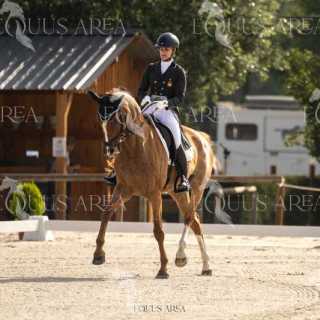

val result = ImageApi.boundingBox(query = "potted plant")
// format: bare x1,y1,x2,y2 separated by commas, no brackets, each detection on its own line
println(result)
7,182,46,240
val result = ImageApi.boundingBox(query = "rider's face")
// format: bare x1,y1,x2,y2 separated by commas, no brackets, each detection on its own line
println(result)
159,47,174,61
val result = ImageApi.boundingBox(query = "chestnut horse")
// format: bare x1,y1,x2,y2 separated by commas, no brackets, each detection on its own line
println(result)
88,89,217,278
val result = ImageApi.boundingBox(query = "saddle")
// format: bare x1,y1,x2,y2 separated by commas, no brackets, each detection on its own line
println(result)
145,114,193,164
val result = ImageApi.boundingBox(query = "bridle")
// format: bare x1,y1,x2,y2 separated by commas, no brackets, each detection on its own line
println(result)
98,105,132,159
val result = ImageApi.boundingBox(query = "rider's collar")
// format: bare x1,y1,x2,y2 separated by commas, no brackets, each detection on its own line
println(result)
161,58,173,73
161,58,173,65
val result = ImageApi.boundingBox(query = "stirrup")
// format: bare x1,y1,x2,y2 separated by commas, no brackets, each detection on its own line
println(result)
174,175,191,193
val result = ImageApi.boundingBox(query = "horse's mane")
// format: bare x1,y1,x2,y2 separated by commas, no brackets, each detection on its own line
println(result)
107,87,145,138
109,86,129,94
108,87,141,112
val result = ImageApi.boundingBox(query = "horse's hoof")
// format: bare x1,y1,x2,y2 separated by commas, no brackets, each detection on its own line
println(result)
201,269,212,276
175,257,188,267
155,271,169,279
92,255,105,265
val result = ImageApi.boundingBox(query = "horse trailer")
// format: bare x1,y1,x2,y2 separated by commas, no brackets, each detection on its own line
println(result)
216,96,319,176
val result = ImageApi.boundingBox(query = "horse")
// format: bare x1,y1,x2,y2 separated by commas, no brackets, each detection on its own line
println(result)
88,88,218,279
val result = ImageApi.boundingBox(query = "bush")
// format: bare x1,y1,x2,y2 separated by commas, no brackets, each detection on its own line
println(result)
8,182,45,220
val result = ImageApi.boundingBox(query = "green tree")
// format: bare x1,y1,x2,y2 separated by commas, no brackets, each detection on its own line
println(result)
281,1,320,160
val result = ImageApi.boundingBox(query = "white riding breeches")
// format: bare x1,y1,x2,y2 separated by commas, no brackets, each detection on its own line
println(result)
142,102,181,149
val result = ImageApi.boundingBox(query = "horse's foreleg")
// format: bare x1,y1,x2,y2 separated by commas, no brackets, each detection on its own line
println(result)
93,185,130,265
149,193,169,279
93,210,111,265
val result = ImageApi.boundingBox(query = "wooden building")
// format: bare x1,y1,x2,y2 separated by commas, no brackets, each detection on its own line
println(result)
0,30,158,221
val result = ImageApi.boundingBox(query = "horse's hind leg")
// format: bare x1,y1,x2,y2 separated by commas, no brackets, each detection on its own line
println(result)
175,223,189,267
170,191,198,268
171,190,212,276
149,193,169,279
190,214,212,276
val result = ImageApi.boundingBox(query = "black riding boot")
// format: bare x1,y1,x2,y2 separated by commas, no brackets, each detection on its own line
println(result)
174,145,191,193
104,171,117,186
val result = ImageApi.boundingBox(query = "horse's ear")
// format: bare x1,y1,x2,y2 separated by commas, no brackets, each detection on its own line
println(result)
87,90,102,104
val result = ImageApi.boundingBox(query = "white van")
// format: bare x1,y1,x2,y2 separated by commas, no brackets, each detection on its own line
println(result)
216,96,318,176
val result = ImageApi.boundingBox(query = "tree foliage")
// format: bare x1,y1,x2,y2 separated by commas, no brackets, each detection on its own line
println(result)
281,1,320,160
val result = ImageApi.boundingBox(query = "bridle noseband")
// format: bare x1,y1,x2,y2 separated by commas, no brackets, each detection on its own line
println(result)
98,107,132,159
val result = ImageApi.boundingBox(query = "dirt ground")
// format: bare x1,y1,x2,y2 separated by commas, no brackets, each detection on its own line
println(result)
1,231,320,320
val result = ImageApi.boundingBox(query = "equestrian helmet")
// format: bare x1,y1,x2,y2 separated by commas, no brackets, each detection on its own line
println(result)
155,32,180,48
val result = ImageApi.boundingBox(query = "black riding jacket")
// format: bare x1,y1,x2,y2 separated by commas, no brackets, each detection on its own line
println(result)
137,60,187,111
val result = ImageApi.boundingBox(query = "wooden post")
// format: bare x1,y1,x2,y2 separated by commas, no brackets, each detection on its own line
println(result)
54,92,73,220
275,179,286,225
309,164,316,179
251,191,257,224
138,197,147,222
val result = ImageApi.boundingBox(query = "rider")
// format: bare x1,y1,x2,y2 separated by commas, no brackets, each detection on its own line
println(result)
138,32,191,193
104,32,191,193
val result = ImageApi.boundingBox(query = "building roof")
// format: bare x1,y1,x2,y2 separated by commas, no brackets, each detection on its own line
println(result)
0,31,156,91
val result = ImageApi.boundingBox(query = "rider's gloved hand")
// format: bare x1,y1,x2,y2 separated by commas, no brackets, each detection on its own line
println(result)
154,96,169,110
163,100,169,110
153,101,168,113
141,95,151,108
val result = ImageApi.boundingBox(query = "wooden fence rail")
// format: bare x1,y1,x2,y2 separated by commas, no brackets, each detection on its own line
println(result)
0,174,285,224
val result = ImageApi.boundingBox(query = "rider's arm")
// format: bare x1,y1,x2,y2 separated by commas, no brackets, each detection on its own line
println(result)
167,67,187,109
137,64,151,104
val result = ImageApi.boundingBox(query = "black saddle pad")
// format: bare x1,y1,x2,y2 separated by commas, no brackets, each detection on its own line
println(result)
146,115,192,162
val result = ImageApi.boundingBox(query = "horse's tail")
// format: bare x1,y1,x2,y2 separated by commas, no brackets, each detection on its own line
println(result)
212,154,222,175
197,131,222,175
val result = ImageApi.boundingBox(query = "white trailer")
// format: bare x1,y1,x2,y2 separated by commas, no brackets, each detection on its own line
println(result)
216,96,318,176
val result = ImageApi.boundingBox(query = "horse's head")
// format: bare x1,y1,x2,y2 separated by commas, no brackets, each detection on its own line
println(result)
88,89,144,158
